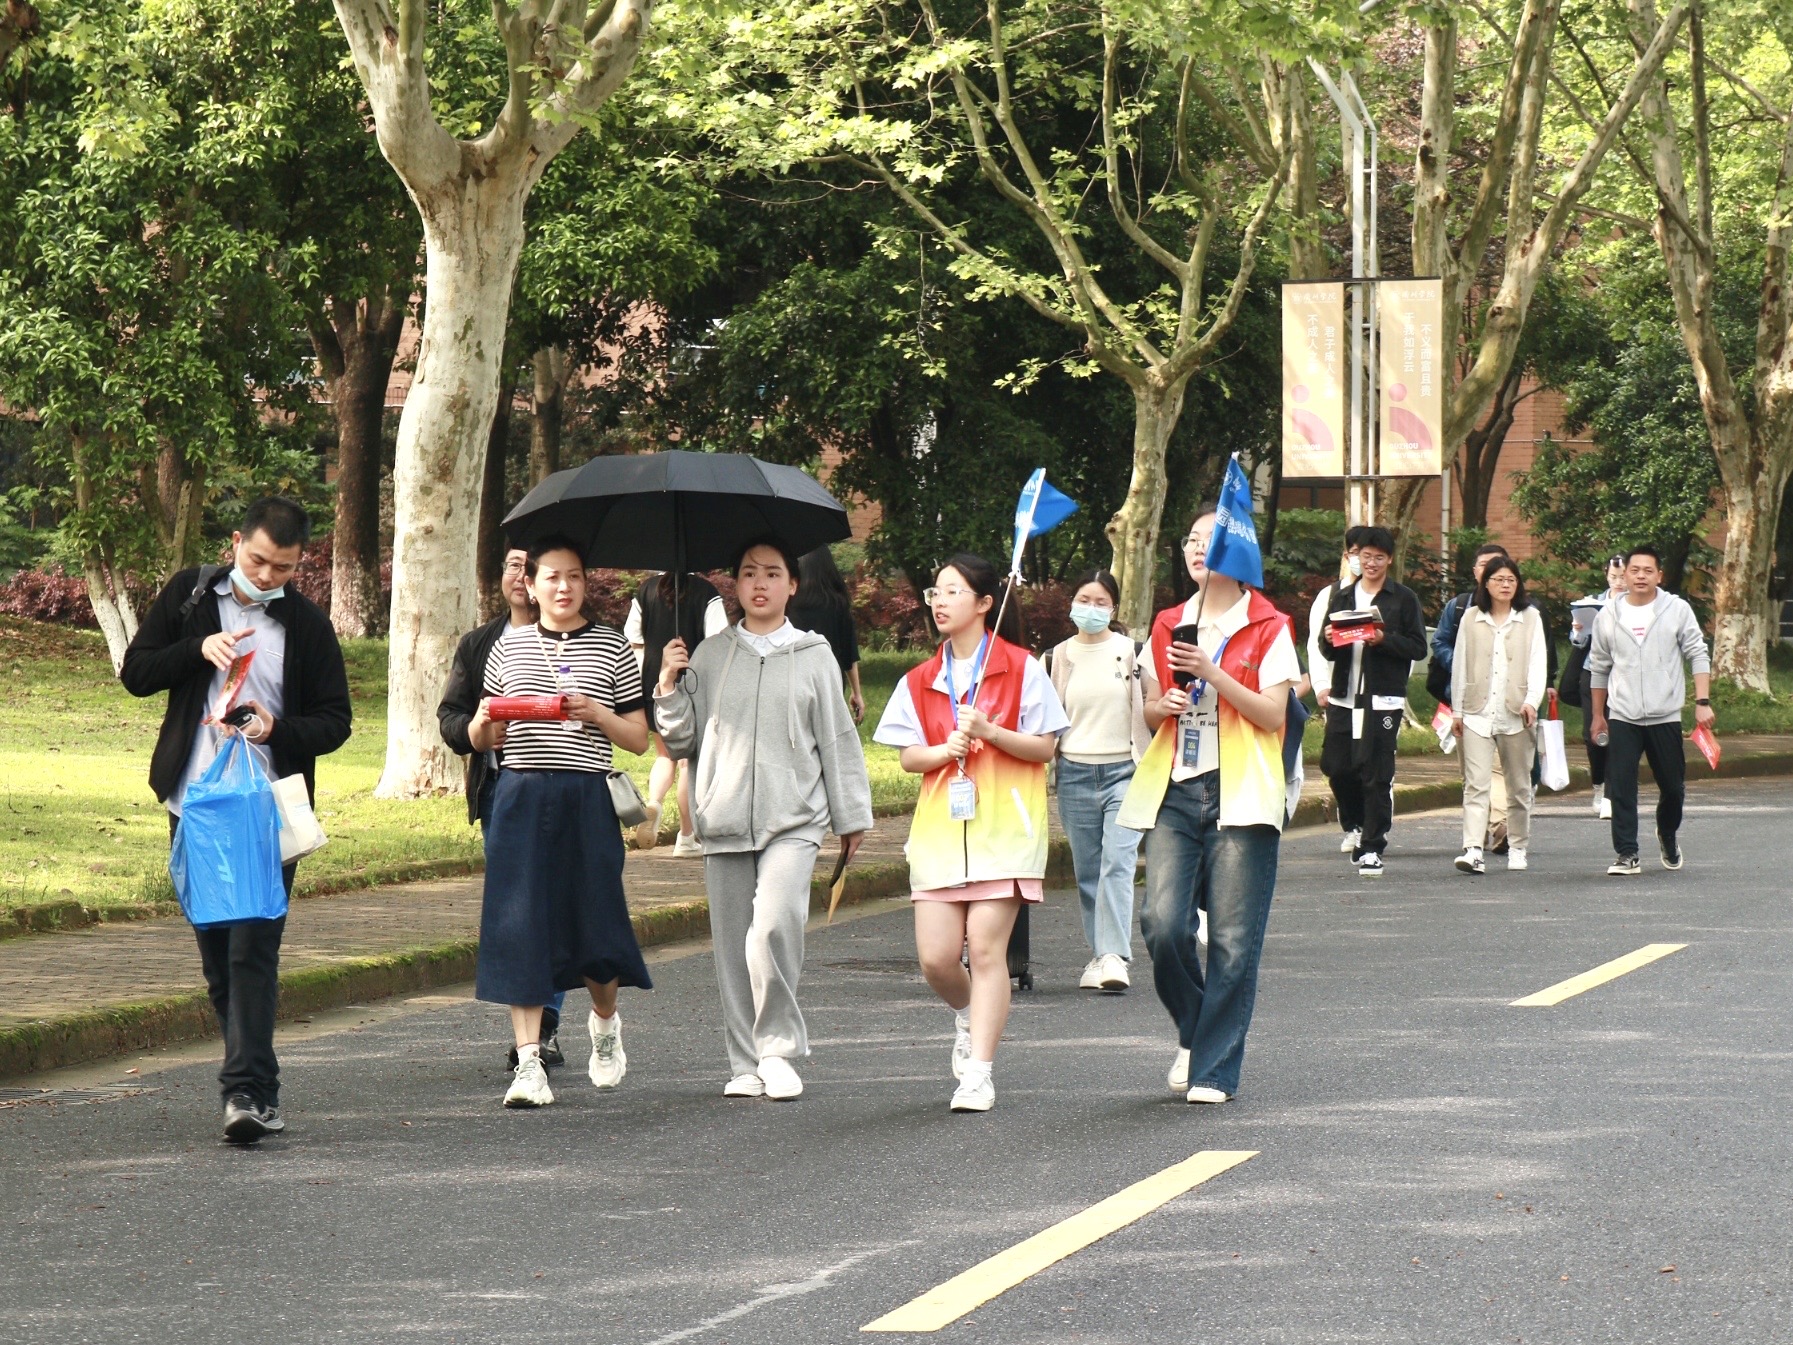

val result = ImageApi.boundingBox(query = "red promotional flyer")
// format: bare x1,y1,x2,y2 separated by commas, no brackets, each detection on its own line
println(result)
1327,610,1384,648
487,695,569,722
201,650,256,725
1692,723,1721,771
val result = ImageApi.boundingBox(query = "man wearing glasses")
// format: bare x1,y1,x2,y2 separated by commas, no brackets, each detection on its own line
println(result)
438,546,567,1066
1317,527,1428,875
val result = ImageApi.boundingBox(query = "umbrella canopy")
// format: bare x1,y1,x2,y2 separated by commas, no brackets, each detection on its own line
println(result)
501,450,852,575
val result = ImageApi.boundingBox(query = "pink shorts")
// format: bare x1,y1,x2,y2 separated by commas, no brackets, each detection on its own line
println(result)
911,878,1043,904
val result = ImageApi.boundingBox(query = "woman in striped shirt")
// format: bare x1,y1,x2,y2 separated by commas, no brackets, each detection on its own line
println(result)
466,535,653,1109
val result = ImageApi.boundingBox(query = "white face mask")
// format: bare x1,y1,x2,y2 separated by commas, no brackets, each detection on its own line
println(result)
1346,554,1363,580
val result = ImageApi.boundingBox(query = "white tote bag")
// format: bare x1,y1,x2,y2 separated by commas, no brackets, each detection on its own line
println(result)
272,774,329,864
1537,718,1569,792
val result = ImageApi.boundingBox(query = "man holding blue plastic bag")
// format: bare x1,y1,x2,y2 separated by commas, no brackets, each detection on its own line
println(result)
122,498,351,1144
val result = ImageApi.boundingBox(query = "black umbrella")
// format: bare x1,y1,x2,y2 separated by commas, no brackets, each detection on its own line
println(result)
501,450,853,646
503,448,851,568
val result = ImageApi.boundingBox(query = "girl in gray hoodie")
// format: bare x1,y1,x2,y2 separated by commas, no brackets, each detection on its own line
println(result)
654,538,873,1100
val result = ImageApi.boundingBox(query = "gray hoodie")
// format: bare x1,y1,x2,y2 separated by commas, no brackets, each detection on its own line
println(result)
1587,592,1710,726
653,625,874,853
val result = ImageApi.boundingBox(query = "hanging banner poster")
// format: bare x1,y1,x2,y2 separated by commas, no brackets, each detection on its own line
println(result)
1281,283,1346,478
1378,278,1445,476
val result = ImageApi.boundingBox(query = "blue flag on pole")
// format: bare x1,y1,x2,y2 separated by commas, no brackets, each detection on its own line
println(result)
1009,469,1080,577
1206,454,1264,588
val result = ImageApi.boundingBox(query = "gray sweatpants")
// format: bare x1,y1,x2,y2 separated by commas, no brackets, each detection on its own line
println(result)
704,835,821,1075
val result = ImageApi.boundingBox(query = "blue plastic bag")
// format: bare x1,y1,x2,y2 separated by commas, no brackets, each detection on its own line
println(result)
169,733,287,928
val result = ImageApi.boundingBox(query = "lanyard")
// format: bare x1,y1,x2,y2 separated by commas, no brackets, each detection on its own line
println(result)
941,632,991,728
1184,633,1232,711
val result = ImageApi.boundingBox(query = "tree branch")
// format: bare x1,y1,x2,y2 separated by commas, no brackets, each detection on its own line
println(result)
1103,32,1188,280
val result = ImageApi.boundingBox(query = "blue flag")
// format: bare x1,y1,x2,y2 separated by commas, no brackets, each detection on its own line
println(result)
1009,469,1080,577
1206,455,1263,588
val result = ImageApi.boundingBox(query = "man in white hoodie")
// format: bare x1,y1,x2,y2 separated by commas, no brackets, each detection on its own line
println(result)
1587,544,1714,876
654,538,873,1100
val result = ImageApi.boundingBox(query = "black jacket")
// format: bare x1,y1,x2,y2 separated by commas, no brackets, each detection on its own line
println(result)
120,566,353,805
1324,579,1429,702
437,613,511,825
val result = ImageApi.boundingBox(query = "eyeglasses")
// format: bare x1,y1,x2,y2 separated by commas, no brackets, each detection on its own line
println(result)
922,586,973,604
503,561,527,575
1184,534,1211,552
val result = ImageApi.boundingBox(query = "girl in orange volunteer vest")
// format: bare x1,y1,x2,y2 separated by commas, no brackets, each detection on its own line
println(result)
873,553,1068,1113
1117,507,1300,1104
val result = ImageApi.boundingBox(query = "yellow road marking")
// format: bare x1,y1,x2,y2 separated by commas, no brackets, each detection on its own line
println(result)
861,1149,1257,1333
1510,943,1687,1007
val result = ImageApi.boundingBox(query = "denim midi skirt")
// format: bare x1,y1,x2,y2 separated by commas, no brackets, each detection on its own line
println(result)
476,769,653,1005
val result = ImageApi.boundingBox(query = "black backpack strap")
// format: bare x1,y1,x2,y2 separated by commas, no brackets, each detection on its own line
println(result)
179,565,225,623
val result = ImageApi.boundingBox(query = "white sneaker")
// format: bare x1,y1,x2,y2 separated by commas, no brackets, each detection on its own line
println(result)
1185,1084,1231,1105
587,1011,627,1088
723,1073,765,1098
1508,846,1528,871
504,1054,554,1108
1168,1047,1190,1093
633,800,662,850
1077,957,1104,990
757,1055,803,1100
1598,796,1613,820
1339,827,1362,854
950,1075,994,1112
950,1013,972,1080
1095,953,1130,993
1454,846,1484,875
673,832,703,858
1590,786,1605,818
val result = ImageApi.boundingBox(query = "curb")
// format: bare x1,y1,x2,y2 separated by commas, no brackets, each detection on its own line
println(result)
0,841,1073,1082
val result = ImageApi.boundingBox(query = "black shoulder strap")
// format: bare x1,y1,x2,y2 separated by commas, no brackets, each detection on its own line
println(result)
179,565,224,622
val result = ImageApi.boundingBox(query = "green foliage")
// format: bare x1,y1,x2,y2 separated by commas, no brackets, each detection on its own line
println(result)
1264,507,1344,595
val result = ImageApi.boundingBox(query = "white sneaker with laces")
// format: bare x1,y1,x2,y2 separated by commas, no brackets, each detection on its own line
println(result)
757,1055,803,1100
1168,1047,1190,1093
1508,846,1528,871
588,1011,627,1088
950,1074,994,1112
1454,846,1484,875
950,1013,972,1080
673,832,703,858
633,800,663,850
1078,957,1104,990
723,1073,765,1098
1095,953,1130,992
504,1054,554,1108
1340,827,1362,854
1185,1084,1231,1105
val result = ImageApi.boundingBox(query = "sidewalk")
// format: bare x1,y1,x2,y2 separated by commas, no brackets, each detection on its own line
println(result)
6,734,1791,1079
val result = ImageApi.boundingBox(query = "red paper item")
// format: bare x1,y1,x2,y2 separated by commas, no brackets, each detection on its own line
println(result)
1691,723,1720,771
487,695,568,722
1431,703,1453,733
1328,624,1380,648
202,650,256,725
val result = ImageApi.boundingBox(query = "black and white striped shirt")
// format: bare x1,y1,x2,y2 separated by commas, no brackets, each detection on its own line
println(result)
484,622,645,773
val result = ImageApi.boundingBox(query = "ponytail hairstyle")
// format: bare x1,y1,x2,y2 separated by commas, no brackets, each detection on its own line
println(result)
940,552,1026,647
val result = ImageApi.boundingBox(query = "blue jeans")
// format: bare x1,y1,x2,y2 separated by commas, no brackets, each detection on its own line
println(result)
1140,773,1281,1095
1056,759,1142,960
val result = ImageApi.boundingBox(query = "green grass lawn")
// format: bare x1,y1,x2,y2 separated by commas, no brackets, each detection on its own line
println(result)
0,618,919,914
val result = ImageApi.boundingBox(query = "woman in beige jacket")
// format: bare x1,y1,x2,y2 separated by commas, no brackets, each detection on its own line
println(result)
1450,556,1547,875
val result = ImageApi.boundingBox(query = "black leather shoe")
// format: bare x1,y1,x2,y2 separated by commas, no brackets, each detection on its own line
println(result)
223,1095,285,1144
508,1033,566,1071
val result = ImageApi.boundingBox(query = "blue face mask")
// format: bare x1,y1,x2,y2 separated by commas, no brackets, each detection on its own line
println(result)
230,564,286,604
1069,602,1112,635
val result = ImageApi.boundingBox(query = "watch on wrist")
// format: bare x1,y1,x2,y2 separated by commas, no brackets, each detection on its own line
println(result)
1695,697,1711,706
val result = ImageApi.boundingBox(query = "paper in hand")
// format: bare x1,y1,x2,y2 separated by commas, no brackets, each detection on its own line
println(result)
825,843,852,922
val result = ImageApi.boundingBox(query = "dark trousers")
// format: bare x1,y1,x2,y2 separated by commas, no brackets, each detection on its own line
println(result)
1321,704,1400,857
1579,668,1608,785
170,815,295,1106
1604,720,1685,858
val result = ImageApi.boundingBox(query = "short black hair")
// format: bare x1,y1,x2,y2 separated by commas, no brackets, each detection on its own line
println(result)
1473,542,1509,562
734,535,803,581
1624,543,1663,569
241,497,310,549
1357,526,1396,557
525,533,587,579
1344,525,1370,550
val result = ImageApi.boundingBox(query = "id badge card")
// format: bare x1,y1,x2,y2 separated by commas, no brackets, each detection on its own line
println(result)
1179,715,1201,770
555,665,582,733
948,773,977,821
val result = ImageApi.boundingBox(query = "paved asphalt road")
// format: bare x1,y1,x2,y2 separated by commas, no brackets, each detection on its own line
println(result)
4,775,1790,1344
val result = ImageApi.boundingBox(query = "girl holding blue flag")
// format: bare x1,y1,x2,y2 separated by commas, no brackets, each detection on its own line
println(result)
1118,462,1300,1105
874,553,1067,1113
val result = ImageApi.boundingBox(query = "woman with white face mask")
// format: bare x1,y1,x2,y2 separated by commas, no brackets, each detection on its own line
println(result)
1046,570,1150,993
